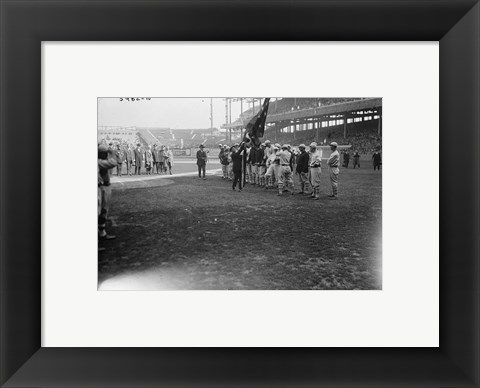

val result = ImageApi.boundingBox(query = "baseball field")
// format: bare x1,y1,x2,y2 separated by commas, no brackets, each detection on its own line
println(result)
99,159,382,290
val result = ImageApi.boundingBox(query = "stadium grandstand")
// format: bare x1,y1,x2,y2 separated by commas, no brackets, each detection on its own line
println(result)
98,126,225,150
223,97,382,154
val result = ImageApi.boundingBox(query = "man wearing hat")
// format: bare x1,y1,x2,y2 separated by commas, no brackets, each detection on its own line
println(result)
115,144,125,177
196,144,208,179
152,144,159,174
125,143,135,176
308,142,322,200
296,144,310,194
264,144,280,189
230,143,245,191
256,143,266,187
327,142,340,199
145,145,153,175
134,143,143,175
217,144,224,178
247,143,257,185
220,145,229,179
277,144,295,195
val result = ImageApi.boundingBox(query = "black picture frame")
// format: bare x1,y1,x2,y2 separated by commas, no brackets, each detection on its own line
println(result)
1,0,479,386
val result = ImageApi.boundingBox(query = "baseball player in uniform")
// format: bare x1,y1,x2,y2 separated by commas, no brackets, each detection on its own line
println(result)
327,142,340,199
264,145,280,189
277,144,295,195
308,142,322,200
256,143,266,186
247,145,257,185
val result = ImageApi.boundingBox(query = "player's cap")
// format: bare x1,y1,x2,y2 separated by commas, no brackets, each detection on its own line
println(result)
265,140,271,144
275,143,281,148
299,144,306,149
330,142,338,147
310,142,317,148
260,143,266,147
281,144,288,149
199,144,204,148
234,143,239,146
98,144,108,152
218,144,223,147
287,144,291,149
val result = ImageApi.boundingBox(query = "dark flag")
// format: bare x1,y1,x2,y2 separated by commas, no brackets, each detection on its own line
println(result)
243,98,270,147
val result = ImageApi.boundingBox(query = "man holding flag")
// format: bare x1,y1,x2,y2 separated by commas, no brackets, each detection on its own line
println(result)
242,98,270,186
243,98,270,147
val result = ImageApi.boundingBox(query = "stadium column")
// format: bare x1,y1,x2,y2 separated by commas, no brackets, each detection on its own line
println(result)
343,112,348,139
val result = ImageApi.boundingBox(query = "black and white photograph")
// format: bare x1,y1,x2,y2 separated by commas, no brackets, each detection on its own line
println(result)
98,97,382,290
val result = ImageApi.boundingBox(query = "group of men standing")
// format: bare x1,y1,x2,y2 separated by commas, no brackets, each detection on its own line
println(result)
216,140,340,200
110,143,174,176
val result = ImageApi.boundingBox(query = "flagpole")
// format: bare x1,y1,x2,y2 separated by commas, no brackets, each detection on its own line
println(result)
242,150,246,188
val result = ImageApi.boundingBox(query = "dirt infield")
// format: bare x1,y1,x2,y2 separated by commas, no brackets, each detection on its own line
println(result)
99,166,382,290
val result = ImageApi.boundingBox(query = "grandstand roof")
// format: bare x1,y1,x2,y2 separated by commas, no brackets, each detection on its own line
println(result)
223,97,382,129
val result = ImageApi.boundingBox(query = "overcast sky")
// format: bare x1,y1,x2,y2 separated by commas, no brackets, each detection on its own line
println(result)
98,98,257,129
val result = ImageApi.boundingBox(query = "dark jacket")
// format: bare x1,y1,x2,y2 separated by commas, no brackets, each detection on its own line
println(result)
247,147,257,164
98,157,117,186
134,148,143,164
231,145,245,172
296,150,309,174
125,149,134,162
152,148,159,162
196,149,208,166
255,148,265,165
115,149,125,164
373,152,382,164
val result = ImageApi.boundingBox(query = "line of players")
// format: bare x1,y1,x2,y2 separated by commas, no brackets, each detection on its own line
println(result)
218,140,340,200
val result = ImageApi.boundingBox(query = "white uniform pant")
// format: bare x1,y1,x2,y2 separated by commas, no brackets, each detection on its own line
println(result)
329,167,339,196
278,166,294,192
265,164,280,187
308,167,321,189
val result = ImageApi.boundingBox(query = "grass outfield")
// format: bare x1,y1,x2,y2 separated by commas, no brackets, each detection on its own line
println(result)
99,163,382,290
